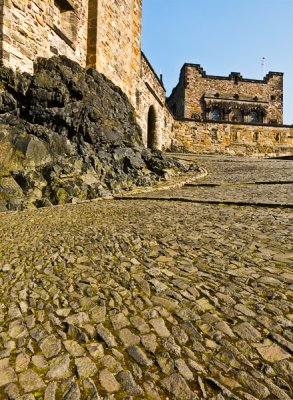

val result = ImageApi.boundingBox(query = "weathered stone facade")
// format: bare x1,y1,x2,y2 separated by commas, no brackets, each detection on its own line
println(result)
87,0,142,104
0,0,173,150
168,64,284,125
173,119,293,156
0,0,88,73
167,63,293,155
0,0,141,102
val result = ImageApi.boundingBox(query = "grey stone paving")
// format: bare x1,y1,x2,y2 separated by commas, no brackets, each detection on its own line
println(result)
0,155,292,399
126,155,293,205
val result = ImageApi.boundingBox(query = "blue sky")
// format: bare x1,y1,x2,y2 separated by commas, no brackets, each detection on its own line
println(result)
142,0,293,124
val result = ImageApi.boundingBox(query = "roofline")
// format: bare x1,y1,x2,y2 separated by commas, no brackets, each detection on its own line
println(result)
181,63,284,84
141,51,166,91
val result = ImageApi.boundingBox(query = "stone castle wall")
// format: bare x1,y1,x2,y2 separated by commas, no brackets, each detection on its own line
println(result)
168,64,284,125
0,0,142,104
90,0,142,104
0,0,165,148
136,53,174,150
173,119,293,156
1,0,88,73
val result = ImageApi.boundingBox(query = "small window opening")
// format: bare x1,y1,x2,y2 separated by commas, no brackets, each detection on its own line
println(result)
230,109,243,123
253,132,259,142
231,129,239,142
191,113,200,121
269,119,278,125
53,0,76,46
248,111,261,124
210,108,223,121
211,129,218,142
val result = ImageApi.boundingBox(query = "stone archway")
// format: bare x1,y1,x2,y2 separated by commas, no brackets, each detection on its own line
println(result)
147,106,158,150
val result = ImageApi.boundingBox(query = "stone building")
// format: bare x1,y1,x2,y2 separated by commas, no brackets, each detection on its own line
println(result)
0,0,292,155
0,0,173,151
168,64,284,125
168,64,293,155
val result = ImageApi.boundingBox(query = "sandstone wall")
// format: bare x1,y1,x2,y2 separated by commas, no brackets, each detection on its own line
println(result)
0,0,143,106
168,64,284,124
136,53,174,150
91,0,142,104
173,120,293,157
1,0,88,73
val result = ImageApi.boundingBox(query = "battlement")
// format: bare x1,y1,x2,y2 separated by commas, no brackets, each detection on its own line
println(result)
180,63,283,84
168,63,284,125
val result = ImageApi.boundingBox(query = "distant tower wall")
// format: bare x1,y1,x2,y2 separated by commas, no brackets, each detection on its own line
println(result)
168,64,284,125
0,0,88,74
167,67,186,119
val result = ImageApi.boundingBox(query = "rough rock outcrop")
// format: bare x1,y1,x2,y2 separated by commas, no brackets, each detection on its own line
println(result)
0,56,197,211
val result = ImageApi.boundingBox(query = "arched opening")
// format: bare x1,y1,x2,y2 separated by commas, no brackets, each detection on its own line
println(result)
248,111,261,124
86,0,98,68
230,109,243,123
210,107,223,121
147,106,158,150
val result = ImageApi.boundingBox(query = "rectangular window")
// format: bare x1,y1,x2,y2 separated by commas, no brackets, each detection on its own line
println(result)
253,132,259,142
231,129,239,142
211,129,218,142
53,0,76,47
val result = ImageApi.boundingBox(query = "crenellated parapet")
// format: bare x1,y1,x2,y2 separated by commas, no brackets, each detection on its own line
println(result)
168,64,284,125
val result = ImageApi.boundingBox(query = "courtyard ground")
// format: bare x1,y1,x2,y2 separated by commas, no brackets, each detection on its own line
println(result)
0,155,292,399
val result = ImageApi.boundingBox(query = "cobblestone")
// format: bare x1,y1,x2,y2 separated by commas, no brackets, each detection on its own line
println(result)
0,155,292,399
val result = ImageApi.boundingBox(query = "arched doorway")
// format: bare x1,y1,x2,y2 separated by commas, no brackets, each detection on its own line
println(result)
147,106,158,150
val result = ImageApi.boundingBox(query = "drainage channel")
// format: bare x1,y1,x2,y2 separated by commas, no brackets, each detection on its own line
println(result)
114,196,293,209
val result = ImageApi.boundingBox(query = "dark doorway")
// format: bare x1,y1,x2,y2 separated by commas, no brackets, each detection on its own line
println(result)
147,106,157,150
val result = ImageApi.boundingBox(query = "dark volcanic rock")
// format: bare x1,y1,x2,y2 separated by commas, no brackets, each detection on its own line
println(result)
0,56,197,210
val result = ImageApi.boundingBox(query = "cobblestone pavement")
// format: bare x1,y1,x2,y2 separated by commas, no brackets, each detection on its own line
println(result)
0,156,292,399
126,155,293,206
